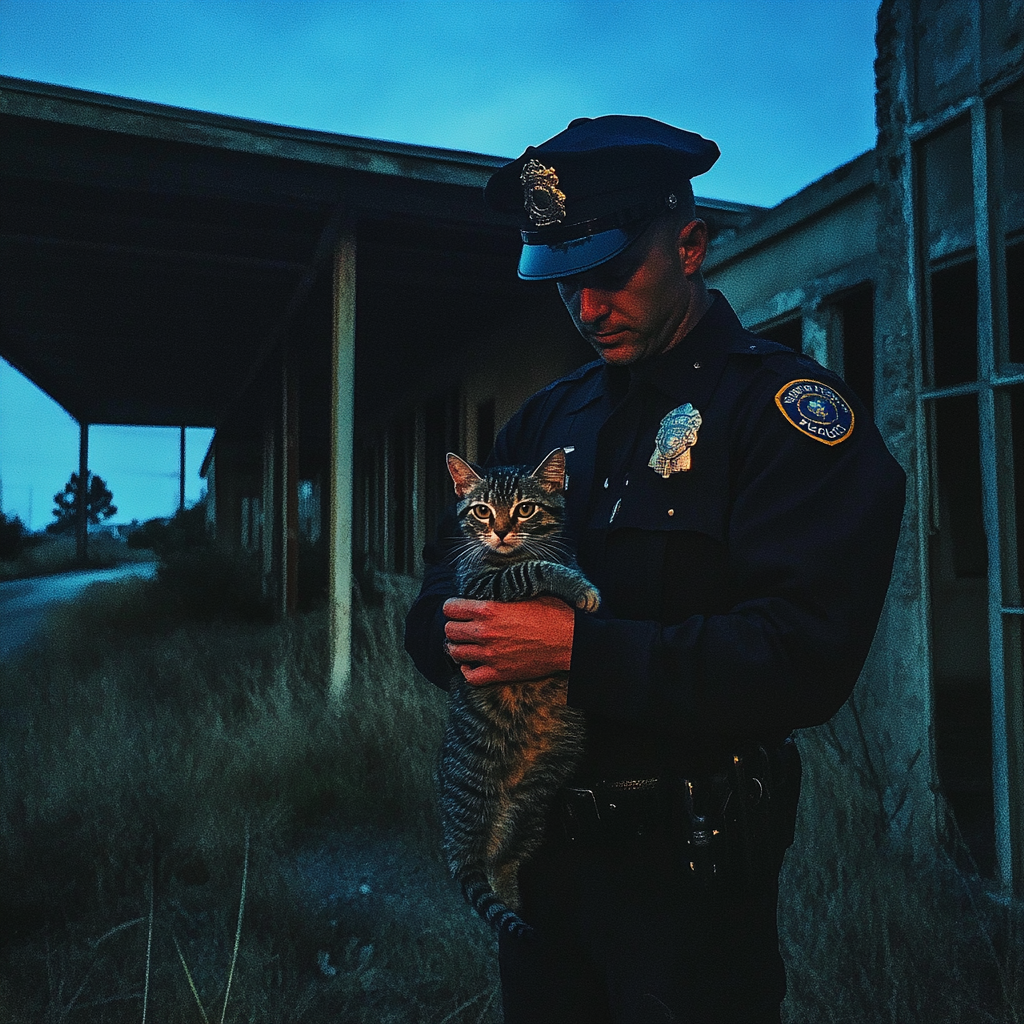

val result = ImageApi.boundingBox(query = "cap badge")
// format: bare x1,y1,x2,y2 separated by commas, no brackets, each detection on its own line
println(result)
775,380,854,445
649,403,702,477
521,159,566,228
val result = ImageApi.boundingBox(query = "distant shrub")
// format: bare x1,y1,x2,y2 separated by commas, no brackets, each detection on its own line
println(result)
127,502,207,558
0,530,152,582
0,511,28,561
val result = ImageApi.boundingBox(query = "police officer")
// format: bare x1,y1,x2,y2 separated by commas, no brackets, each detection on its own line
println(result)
405,116,906,1023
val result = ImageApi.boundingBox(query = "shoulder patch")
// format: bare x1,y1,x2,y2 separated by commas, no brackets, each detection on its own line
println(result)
774,379,854,445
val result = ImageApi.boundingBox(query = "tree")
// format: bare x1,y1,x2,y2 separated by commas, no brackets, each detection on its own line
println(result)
47,472,117,534
0,510,28,560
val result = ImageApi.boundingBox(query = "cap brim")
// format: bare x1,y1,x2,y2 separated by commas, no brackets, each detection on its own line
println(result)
517,223,645,281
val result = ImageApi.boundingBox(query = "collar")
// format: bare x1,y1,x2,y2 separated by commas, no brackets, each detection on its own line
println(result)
562,291,754,414
627,290,745,400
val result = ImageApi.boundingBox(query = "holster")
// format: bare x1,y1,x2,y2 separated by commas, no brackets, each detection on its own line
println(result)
554,738,802,897
677,737,802,896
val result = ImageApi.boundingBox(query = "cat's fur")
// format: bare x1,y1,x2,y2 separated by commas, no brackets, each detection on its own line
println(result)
436,448,600,939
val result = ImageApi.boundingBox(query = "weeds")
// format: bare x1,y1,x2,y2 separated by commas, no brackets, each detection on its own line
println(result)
0,566,496,1022
1,562,1021,1021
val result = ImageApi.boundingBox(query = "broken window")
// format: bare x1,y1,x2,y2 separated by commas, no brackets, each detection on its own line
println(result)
928,394,994,874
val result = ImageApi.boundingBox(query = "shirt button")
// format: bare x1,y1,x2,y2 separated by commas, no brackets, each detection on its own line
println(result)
693,361,701,369
668,508,675,516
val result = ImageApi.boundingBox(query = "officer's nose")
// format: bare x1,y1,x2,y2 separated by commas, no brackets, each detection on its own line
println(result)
577,286,605,326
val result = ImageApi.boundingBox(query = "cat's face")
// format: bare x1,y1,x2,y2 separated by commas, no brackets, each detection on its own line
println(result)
447,450,565,560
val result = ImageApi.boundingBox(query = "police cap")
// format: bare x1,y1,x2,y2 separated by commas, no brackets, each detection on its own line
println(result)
484,115,719,281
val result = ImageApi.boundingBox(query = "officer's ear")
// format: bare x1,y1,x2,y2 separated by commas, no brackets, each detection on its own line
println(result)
677,218,708,277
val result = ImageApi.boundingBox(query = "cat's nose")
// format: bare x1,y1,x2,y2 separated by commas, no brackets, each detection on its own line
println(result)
494,528,510,541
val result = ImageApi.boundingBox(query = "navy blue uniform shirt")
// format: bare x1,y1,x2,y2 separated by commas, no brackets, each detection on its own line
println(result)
405,292,906,781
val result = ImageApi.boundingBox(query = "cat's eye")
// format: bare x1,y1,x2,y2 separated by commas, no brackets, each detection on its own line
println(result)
470,504,491,521
515,503,537,519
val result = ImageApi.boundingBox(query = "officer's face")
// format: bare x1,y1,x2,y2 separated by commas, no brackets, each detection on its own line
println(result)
556,217,708,366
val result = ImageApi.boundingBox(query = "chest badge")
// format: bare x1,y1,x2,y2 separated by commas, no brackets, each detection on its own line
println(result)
775,380,854,445
649,403,702,477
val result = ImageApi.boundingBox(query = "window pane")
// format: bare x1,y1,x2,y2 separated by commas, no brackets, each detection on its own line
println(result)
929,394,994,874
921,118,976,264
930,259,978,387
1010,387,1024,609
1008,243,1024,366
998,85,1024,240
997,85,1024,367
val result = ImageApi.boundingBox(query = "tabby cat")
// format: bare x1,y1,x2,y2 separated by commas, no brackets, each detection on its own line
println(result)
437,448,600,939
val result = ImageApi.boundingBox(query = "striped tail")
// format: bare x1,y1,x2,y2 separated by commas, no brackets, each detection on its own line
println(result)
459,867,536,941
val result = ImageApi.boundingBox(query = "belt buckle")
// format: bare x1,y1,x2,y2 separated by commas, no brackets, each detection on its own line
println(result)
560,786,601,842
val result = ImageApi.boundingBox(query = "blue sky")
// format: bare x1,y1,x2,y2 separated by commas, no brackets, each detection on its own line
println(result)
0,0,881,530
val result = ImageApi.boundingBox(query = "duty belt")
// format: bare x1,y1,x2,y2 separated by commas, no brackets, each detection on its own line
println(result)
555,739,801,892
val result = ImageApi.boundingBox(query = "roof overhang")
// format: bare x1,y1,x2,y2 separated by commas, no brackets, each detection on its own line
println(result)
0,76,517,427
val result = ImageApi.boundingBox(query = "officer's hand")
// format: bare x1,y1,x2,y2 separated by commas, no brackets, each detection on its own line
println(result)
442,595,574,687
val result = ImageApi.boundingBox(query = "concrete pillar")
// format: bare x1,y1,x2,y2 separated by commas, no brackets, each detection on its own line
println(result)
329,228,356,700
413,406,427,576
77,421,88,564
179,426,186,514
262,418,275,601
283,358,299,617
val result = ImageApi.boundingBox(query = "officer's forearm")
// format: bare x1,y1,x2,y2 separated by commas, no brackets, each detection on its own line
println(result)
567,605,863,739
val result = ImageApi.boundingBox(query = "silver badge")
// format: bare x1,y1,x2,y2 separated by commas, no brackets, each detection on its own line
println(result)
649,403,702,477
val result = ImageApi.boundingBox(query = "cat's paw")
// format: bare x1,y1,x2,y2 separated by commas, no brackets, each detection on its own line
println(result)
575,586,601,613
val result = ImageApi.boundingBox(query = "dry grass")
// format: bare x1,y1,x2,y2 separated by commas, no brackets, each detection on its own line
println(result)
780,722,1023,1024
0,568,498,1023
0,560,1021,1022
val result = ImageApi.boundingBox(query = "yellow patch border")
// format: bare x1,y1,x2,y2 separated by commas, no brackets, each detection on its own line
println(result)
774,379,854,446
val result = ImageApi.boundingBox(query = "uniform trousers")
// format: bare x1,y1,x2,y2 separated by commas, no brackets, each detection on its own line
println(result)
498,827,786,1024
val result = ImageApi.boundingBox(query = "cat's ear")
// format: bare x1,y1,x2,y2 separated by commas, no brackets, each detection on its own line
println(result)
447,453,482,498
531,448,566,493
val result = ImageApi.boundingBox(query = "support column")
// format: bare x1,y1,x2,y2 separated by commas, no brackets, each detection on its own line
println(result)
413,407,427,576
282,358,299,617
77,421,89,564
179,426,186,514
329,228,356,700
261,418,276,602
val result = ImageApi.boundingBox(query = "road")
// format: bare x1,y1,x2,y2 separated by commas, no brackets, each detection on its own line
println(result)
0,562,158,661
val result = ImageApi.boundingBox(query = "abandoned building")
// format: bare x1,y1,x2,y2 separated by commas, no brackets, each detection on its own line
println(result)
1,0,1021,894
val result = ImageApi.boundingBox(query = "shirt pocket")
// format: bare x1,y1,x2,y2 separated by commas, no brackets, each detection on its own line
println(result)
599,461,728,542
594,463,731,622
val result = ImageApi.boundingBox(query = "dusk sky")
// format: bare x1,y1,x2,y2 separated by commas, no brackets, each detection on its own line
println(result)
0,0,881,530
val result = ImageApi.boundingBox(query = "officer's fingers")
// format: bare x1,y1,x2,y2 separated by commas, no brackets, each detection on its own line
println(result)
445,639,481,664
460,663,500,687
444,618,483,644
443,597,490,621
